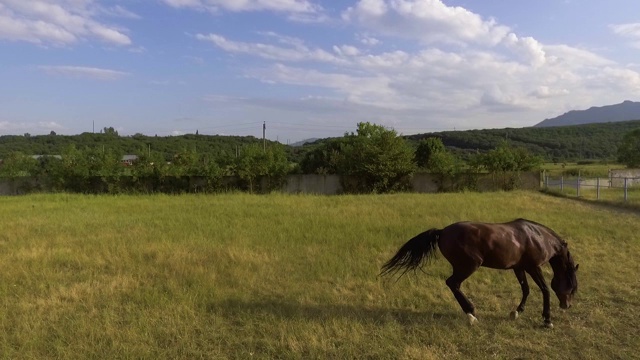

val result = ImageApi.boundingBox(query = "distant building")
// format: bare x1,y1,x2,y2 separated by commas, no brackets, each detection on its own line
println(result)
121,155,138,166
31,155,62,160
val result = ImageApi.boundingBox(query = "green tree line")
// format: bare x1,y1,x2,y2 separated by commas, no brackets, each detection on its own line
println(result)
0,143,291,194
404,119,640,162
6,121,640,194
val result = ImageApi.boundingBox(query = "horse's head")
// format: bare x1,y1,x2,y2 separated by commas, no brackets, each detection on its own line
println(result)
551,249,579,309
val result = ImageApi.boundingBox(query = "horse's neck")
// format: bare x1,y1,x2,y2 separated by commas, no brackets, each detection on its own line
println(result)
548,252,567,273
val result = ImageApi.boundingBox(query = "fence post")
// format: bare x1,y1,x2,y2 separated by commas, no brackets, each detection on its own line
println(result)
560,176,564,191
577,173,580,197
609,170,612,188
596,177,600,200
624,177,628,202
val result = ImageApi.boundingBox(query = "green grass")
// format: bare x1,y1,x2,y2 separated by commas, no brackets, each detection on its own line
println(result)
546,186,640,207
0,192,638,359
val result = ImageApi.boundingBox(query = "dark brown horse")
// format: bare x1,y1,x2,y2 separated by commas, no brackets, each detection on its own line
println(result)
380,218,578,328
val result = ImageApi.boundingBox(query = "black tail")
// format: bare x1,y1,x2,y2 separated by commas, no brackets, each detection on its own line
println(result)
379,228,442,278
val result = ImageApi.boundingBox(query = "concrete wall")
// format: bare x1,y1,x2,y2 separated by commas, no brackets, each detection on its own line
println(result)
610,169,640,187
281,174,343,195
0,171,542,195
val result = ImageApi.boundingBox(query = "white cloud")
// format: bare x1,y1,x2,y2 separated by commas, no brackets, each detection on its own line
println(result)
196,33,345,64
503,33,546,68
38,65,129,80
232,32,640,129
610,23,640,38
100,5,141,19
0,120,63,134
162,0,321,15
0,0,132,46
343,0,511,46
530,86,569,99
356,33,380,46
333,45,360,57
610,23,640,48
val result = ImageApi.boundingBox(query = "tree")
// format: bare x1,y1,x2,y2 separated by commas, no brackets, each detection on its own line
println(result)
471,141,542,190
234,144,290,193
103,127,119,136
414,137,464,191
617,128,640,167
339,122,416,193
473,141,542,173
299,138,347,175
0,152,37,177
415,137,446,168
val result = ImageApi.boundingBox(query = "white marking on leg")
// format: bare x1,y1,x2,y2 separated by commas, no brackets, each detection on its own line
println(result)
510,310,519,320
467,313,478,326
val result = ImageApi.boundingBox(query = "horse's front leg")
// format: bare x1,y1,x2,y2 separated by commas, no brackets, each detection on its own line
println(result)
510,268,529,320
526,266,553,328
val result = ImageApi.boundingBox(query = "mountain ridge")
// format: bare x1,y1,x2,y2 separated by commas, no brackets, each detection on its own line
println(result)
535,100,640,127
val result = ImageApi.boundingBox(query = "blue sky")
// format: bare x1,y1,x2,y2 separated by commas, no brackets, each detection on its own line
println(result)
2,0,640,143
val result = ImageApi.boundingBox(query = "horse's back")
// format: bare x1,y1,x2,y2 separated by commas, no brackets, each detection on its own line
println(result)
438,220,554,270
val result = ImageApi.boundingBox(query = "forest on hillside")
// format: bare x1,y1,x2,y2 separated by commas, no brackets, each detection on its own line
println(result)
0,131,276,162
2,119,640,164
404,120,640,161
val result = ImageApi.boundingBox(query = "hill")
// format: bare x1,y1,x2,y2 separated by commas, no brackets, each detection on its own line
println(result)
405,119,640,161
0,133,277,161
535,100,640,127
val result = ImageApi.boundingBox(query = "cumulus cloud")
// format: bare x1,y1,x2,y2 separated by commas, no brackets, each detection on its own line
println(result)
342,0,511,46
0,0,132,46
38,65,129,80
224,26,640,129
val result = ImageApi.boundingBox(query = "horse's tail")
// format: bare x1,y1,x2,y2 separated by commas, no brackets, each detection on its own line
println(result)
379,228,442,278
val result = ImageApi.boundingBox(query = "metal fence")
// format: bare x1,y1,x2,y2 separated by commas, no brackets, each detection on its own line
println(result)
543,175,640,203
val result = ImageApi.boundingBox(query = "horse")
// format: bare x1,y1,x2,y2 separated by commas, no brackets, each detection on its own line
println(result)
380,218,578,328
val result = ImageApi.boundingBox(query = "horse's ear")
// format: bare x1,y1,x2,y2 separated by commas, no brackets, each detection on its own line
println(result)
575,264,579,272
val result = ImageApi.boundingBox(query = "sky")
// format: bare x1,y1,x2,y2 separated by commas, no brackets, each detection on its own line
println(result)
2,0,640,143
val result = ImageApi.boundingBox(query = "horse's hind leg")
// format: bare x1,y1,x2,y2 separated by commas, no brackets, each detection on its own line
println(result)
445,268,477,325
511,268,530,320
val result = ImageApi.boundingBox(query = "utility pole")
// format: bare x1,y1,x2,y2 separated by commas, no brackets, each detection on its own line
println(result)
263,121,266,152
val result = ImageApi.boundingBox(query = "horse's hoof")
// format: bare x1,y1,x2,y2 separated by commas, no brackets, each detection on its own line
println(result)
510,310,519,320
544,321,554,329
467,313,478,326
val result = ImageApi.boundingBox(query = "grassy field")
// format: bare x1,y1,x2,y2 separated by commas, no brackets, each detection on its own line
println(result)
547,187,640,207
0,192,638,359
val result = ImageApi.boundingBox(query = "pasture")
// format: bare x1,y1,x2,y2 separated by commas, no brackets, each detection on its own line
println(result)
0,192,637,359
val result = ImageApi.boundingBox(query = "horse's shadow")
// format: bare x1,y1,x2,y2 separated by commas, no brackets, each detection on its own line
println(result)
204,298,510,326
